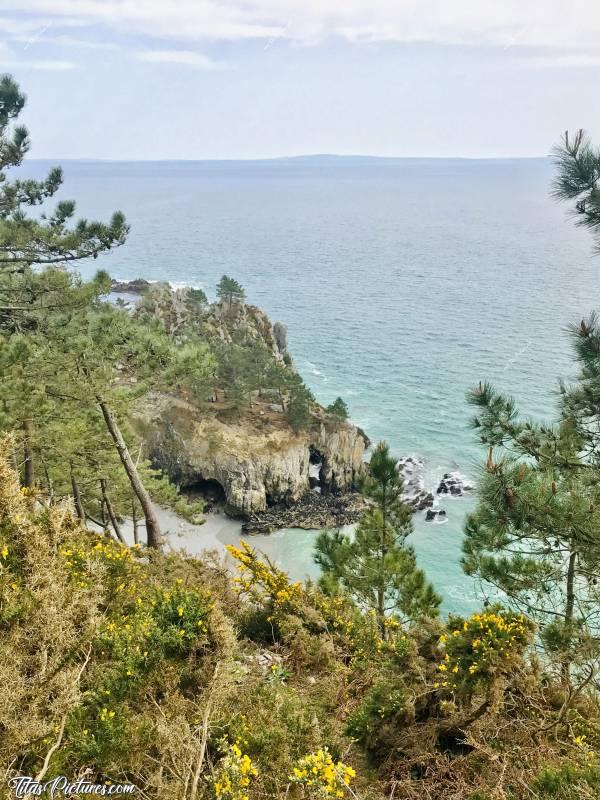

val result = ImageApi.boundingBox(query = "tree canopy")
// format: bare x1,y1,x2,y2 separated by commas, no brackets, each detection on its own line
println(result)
216,274,245,307
315,441,440,632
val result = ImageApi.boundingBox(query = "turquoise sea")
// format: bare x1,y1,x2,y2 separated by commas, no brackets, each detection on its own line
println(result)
23,157,600,614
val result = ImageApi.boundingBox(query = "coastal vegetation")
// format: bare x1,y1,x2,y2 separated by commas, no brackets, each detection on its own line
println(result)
1,77,600,799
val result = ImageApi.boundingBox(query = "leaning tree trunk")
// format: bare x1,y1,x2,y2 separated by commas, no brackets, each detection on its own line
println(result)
96,396,162,549
131,497,139,546
100,478,127,545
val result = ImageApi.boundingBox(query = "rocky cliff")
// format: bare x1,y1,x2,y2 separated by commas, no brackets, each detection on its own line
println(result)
138,393,367,516
119,280,369,519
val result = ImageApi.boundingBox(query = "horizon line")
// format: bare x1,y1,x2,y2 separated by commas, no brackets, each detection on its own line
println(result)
26,153,552,163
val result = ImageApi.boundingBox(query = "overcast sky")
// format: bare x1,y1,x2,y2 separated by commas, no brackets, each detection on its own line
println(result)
1,1,599,159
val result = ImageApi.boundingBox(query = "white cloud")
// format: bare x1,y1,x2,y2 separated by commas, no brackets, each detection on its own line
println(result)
2,0,599,50
134,49,222,68
13,33,118,49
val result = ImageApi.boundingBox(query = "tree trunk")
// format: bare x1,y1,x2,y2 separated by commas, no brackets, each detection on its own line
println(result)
96,396,162,549
70,463,86,521
100,478,126,545
22,418,34,488
132,497,139,546
562,550,577,684
42,457,54,505
100,497,110,536
378,485,389,637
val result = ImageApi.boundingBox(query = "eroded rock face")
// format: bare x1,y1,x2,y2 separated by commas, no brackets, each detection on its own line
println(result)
125,281,367,517
140,395,368,517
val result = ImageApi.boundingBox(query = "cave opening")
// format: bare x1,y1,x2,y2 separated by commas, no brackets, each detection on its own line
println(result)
184,477,227,511
309,446,325,493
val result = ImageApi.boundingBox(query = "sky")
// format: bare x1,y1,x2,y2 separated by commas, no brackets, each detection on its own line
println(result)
0,1,599,159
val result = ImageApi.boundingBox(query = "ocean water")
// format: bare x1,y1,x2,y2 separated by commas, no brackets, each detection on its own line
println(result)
21,157,600,614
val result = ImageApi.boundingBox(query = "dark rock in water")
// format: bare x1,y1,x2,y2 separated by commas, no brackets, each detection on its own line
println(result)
414,491,434,510
111,278,151,294
242,491,367,535
425,507,448,522
397,456,434,511
436,472,473,497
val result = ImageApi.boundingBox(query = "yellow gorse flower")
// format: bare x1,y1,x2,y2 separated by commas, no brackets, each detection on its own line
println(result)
212,740,257,800
226,541,303,620
289,748,356,797
435,609,533,692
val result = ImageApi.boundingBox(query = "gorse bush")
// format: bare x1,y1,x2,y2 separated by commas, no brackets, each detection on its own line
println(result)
289,748,356,798
435,609,534,696
2,441,600,798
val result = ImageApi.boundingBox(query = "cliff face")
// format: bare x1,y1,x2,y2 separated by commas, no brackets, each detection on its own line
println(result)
140,395,367,515
123,280,368,517
133,281,290,366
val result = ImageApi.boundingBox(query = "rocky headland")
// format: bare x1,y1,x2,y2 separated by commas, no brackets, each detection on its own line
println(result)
114,279,472,532
117,279,370,530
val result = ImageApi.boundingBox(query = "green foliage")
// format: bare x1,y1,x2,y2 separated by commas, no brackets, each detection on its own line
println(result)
551,129,600,249
346,682,411,745
0,74,127,274
532,763,600,798
435,608,534,696
286,381,314,431
216,274,245,307
315,442,440,631
465,377,600,681
326,397,349,421
2,446,600,799
188,287,208,306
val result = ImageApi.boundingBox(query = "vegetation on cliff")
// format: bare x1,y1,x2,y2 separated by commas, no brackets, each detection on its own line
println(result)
2,75,600,799
1,439,600,799
0,75,352,547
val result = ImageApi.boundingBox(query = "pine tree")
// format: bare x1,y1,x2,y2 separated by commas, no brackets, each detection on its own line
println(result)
216,275,245,308
286,380,314,432
551,129,600,248
463,133,600,684
314,442,440,634
0,75,127,324
326,397,349,421
0,267,215,548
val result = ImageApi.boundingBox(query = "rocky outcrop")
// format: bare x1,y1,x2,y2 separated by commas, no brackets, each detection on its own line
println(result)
397,456,435,511
436,472,473,497
242,491,367,534
201,300,289,366
425,508,447,522
111,278,152,294
139,394,368,517
117,280,290,367
123,279,367,520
